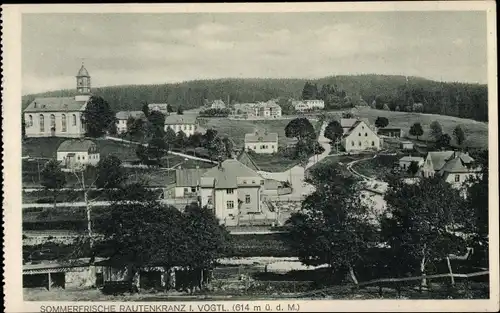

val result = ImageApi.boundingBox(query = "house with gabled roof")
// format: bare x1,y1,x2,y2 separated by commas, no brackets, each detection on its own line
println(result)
244,131,278,154
422,150,480,188
23,64,92,138
340,119,381,152
115,111,146,134
199,159,266,226
56,139,100,170
164,114,199,137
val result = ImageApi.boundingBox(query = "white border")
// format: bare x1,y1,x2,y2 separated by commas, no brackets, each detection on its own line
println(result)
2,2,498,312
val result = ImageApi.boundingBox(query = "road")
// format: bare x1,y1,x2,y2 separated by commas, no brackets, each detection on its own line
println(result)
258,121,332,200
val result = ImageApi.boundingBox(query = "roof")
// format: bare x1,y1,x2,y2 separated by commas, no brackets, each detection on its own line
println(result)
427,151,456,171
57,139,97,152
116,111,146,120
341,118,359,129
164,114,198,125
400,156,424,163
440,157,469,174
76,64,90,77
378,127,402,132
148,103,169,110
401,141,414,144
212,100,225,106
24,97,87,113
202,159,262,189
237,150,260,171
245,131,278,143
175,168,208,187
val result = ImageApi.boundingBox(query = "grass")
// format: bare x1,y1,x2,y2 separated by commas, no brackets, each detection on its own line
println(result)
250,153,301,172
199,117,319,148
346,107,488,149
350,154,402,180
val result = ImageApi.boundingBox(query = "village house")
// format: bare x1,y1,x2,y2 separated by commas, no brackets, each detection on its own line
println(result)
164,114,198,137
400,141,415,150
231,101,282,119
340,118,373,135
377,127,403,138
257,101,282,118
115,111,146,134
211,99,226,110
23,64,92,138
199,159,267,226
292,99,325,111
173,166,208,199
421,151,480,188
148,103,170,114
57,139,100,170
399,156,425,170
340,119,381,152
244,131,279,154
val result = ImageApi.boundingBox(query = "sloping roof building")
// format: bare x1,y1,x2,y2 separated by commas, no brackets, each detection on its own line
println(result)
244,131,278,154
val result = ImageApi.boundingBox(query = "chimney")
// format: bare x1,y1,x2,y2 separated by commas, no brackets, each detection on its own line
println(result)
34,101,37,108
218,156,223,169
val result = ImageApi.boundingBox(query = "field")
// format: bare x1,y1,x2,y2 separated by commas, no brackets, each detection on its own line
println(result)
326,107,489,149
350,154,402,180
199,117,319,148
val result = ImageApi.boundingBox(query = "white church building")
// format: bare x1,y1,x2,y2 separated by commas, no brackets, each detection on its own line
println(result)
23,64,92,138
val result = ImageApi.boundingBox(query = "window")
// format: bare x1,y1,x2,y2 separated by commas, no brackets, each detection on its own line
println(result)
82,156,85,160
191,187,196,193
358,133,361,136
271,145,274,149
352,141,355,146
252,180,255,184
365,133,368,136
184,188,188,193
226,189,234,194
189,125,192,131
260,180,264,185
245,195,251,204
455,175,460,182
61,114,67,132
50,114,56,128
39,114,45,132
372,141,375,146
358,141,361,146
28,115,33,127
72,114,77,126
207,196,213,204
77,156,81,160
253,146,256,150
362,126,364,129
227,201,235,209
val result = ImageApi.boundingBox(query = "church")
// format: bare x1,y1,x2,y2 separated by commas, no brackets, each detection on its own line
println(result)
23,64,92,138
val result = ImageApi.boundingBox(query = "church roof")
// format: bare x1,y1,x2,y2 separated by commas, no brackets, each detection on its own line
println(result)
77,64,90,77
24,97,87,113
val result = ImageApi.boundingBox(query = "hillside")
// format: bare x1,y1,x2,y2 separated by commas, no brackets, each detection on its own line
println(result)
22,74,488,122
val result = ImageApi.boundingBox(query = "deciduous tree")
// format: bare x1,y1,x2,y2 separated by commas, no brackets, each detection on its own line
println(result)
436,133,451,150
430,121,443,141
409,122,424,140
453,125,466,147
40,159,66,209
324,120,343,151
83,96,116,138
95,155,125,189
375,117,389,128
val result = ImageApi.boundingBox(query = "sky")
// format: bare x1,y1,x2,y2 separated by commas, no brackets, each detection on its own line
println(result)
22,11,488,95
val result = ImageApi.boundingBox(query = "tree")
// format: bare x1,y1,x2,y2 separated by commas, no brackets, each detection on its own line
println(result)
324,120,343,151
40,160,66,209
202,129,218,148
436,133,451,150
342,112,354,118
413,102,424,113
285,117,316,142
375,117,389,128
222,137,234,158
142,103,149,118
409,122,424,140
208,136,227,161
95,155,125,189
147,110,166,137
177,106,184,115
22,114,26,140
82,96,116,138
286,164,376,285
164,127,177,146
429,121,443,141
136,144,148,164
175,130,188,151
187,132,203,148
382,176,467,286
147,136,169,164
127,117,146,140
302,82,319,100
408,161,420,176
167,104,174,113
453,125,466,147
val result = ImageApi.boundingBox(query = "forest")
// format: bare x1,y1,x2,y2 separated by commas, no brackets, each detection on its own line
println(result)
22,74,488,122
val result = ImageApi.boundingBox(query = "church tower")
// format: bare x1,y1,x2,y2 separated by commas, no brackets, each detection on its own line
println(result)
75,63,91,102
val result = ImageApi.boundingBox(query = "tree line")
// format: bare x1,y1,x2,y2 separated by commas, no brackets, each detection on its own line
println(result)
22,74,488,122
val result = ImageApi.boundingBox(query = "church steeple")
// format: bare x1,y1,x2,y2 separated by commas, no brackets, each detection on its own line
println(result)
76,62,91,94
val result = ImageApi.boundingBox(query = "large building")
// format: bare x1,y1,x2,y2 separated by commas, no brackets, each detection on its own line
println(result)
340,118,373,135
231,101,282,119
292,99,325,112
341,119,381,152
57,139,100,170
164,114,198,137
23,64,92,138
115,111,146,134
421,151,480,188
211,100,226,110
199,159,266,226
244,131,279,154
